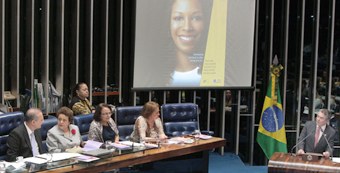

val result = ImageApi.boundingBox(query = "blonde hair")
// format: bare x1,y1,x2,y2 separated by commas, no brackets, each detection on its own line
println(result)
141,101,159,119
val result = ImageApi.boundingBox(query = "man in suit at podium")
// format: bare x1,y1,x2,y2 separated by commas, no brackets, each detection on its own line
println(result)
297,109,336,158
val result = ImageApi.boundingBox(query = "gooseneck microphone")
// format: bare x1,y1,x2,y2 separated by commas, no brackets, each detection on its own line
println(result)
319,126,333,160
290,129,315,155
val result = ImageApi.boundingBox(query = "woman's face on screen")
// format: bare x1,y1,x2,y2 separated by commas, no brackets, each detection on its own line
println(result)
171,0,204,55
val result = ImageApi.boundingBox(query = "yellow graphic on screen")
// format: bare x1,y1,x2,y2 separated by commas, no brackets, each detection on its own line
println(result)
200,0,227,86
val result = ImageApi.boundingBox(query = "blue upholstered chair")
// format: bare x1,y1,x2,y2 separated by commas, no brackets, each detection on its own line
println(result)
161,103,200,137
115,106,143,141
0,111,25,160
73,113,94,141
40,116,58,152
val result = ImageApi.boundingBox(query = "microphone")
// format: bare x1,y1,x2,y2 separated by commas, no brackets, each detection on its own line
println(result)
319,126,333,160
290,129,315,155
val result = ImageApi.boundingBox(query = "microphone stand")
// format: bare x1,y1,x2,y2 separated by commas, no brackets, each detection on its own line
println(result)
290,129,315,155
319,127,333,160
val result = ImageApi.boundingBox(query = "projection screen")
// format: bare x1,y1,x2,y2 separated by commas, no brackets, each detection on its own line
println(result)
133,0,255,89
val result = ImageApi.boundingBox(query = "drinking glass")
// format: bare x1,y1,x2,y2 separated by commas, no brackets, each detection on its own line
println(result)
192,130,201,142
105,140,113,150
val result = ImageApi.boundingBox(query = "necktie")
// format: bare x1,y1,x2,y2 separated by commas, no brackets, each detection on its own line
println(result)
30,133,40,156
314,126,320,147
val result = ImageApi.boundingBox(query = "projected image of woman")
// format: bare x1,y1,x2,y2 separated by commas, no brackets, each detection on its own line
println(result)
168,0,212,86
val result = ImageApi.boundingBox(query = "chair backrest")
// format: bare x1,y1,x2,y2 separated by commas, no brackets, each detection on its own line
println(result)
0,135,8,160
0,111,25,135
40,116,58,152
0,111,25,160
115,106,143,141
40,116,58,141
161,103,199,137
73,113,94,140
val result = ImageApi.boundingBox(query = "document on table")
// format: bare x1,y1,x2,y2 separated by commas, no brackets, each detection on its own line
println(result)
35,153,82,162
333,157,340,163
2,160,27,168
198,134,212,140
76,155,100,162
144,143,158,148
168,137,194,144
110,142,132,150
24,157,48,164
119,141,144,147
83,140,103,151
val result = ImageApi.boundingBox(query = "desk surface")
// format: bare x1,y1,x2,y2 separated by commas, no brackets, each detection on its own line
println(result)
38,137,225,173
269,152,340,173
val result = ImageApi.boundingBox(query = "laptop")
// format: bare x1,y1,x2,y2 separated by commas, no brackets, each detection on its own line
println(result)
81,148,112,157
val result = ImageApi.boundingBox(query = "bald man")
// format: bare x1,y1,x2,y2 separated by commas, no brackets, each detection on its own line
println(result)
6,108,45,161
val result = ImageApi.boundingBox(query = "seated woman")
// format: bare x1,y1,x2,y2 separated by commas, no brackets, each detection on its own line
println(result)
88,103,119,143
130,101,167,142
69,82,95,115
46,107,83,153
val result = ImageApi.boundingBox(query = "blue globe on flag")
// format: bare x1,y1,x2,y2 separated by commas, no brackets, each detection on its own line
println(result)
261,105,284,132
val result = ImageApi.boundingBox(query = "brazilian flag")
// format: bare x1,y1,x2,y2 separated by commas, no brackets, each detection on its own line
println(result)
257,60,287,159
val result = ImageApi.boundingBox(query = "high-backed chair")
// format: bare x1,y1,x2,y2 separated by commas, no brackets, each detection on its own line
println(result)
161,103,200,137
115,106,143,141
73,113,94,141
0,111,25,160
40,116,58,152
40,117,58,141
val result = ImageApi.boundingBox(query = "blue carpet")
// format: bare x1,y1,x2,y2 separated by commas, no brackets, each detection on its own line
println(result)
209,152,267,173
124,152,267,173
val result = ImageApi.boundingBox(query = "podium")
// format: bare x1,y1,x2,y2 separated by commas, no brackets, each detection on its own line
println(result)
268,152,340,173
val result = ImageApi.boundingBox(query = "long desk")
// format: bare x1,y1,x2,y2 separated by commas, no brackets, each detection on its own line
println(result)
268,152,340,173
36,137,225,173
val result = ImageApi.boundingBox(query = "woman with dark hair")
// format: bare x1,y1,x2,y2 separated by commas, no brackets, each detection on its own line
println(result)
46,107,83,153
88,103,119,143
167,0,212,86
69,82,95,115
130,101,167,142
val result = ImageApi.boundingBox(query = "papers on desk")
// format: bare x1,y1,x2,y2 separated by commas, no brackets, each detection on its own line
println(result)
332,157,340,163
144,143,158,148
83,140,103,151
1,160,26,169
168,137,194,144
24,157,48,164
24,153,99,164
76,155,100,162
110,142,132,150
35,153,82,162
196,134,212,140
119,141,144,147
113,141,158,149
23,153,82,164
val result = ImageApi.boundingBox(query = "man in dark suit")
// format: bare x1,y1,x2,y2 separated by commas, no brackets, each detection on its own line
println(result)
6,108,45,161
297,109,336,158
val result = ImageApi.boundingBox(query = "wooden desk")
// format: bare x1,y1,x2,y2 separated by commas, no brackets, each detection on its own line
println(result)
39,137,225,173
268,152,340,173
